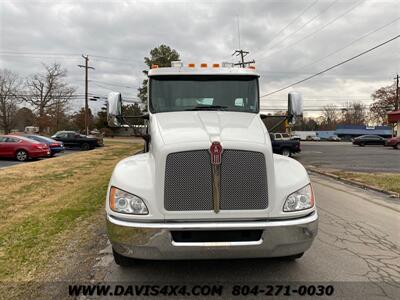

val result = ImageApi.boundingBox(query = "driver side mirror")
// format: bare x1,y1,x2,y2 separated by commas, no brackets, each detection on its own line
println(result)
288,92,303,123
107,92,123,127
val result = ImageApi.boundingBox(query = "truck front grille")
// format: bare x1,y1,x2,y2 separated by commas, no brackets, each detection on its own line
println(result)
164,150,268,211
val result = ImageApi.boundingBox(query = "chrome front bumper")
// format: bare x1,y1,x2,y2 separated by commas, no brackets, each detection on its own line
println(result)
106,212,318,260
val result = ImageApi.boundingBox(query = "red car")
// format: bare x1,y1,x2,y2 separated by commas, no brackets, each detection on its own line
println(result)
386,136,400,149
0,135,50,161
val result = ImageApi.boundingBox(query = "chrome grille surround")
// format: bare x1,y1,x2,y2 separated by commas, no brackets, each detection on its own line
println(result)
164,149,268,211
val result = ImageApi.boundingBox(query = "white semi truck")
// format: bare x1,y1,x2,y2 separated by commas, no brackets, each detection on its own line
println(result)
106,62,318,266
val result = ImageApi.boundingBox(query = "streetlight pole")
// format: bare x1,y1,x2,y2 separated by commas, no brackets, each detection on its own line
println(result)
78,55,95,135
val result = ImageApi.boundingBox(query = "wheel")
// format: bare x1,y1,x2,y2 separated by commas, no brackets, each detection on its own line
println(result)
394,143,399,150
281,252,304,261
112,248,134,267
281,148,291,157
358,143,365,147
81,143,91,151
15,150,28,162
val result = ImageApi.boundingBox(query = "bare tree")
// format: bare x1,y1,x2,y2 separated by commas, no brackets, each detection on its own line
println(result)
0,69,22,134
370,83,396,124
341,102,367,125
321,104,339,130
23,63,75,132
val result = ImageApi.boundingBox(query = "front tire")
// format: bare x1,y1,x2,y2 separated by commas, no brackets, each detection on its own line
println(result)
281,148,291,157
394,143,399,150
112,248,134,267
15,150,28,162
81,143,91,151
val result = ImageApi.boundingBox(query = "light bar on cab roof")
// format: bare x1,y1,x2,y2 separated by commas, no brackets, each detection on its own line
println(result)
222,62,235,68
171,61,183,67
155,61,256,69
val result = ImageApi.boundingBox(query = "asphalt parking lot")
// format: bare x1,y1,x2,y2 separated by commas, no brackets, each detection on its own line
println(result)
296,141,400,172
0,149,79,169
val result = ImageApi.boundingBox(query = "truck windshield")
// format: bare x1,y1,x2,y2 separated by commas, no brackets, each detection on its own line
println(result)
149,75,259,113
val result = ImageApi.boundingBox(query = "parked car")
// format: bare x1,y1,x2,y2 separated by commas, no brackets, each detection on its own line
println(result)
270,133,301,157
22,134,65,156
51,131,101,150
327,135,341,141
0,135,50,161
385,136,400,149
306,135,321,141
352,135,386,146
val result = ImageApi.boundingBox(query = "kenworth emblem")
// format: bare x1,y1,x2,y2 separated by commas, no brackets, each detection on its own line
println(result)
210,141,223,165
210,141,223,213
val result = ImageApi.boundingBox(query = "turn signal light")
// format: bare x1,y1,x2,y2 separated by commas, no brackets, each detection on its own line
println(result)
188,63,195,68
212,63,220,68
200,63,207,68
151,64,159,69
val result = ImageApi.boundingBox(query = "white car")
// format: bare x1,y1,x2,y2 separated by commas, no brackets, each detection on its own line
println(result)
105,62,318,265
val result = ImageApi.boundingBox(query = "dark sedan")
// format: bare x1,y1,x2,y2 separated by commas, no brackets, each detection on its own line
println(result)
23,135,65,156
51,131,100,150
352,135,387,146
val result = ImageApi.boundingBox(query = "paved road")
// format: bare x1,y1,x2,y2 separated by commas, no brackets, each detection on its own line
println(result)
296,141,400,172
0,149,79,169
93,175,400,299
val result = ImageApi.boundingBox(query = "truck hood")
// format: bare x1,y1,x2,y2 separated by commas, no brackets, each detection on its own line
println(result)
153,111,266,145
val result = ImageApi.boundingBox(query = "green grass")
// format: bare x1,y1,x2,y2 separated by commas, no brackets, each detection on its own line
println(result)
331,171,400,194
0,143,141,281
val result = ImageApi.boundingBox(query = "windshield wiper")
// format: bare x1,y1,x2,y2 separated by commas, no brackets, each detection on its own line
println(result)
184,105,228,111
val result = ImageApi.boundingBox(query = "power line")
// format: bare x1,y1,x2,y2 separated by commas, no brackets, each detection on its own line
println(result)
295,15,400,71
255,0,339,60
89,80,136,89
264,0,320,49
263,0,365,60
260,33,400,97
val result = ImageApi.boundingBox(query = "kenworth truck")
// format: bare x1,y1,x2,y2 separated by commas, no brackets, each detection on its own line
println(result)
106,61,318,266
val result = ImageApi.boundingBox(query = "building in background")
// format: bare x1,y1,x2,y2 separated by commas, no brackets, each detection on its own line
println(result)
335,125,392,140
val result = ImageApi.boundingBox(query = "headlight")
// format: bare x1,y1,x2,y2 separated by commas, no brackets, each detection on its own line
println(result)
109,187,149,215
283,184,314,212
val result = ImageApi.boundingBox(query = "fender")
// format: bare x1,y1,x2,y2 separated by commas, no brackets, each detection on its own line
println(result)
271,154,315,218
106,153,164,221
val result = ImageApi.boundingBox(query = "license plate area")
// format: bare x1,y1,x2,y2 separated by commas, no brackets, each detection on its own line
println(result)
171,230,263,243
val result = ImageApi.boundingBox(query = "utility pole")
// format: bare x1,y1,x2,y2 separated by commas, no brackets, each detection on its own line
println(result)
395,74,399,111
232,49,255,68
78,55,95,135
395,74,399,136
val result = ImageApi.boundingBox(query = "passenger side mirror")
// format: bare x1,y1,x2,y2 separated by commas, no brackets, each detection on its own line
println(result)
107,92,123,127
288,92,303,123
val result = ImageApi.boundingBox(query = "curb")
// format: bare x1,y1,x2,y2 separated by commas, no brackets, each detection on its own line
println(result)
307,166,400,199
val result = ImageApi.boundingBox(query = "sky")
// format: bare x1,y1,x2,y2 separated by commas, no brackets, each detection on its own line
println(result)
0,0,399,116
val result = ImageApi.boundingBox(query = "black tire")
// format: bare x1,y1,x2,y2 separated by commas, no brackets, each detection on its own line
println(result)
281,148,291,157
81,142,91,151
394,143,399,150
112,248,134,267
358,143,365,147
281,252,304,261
15,150,28,162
